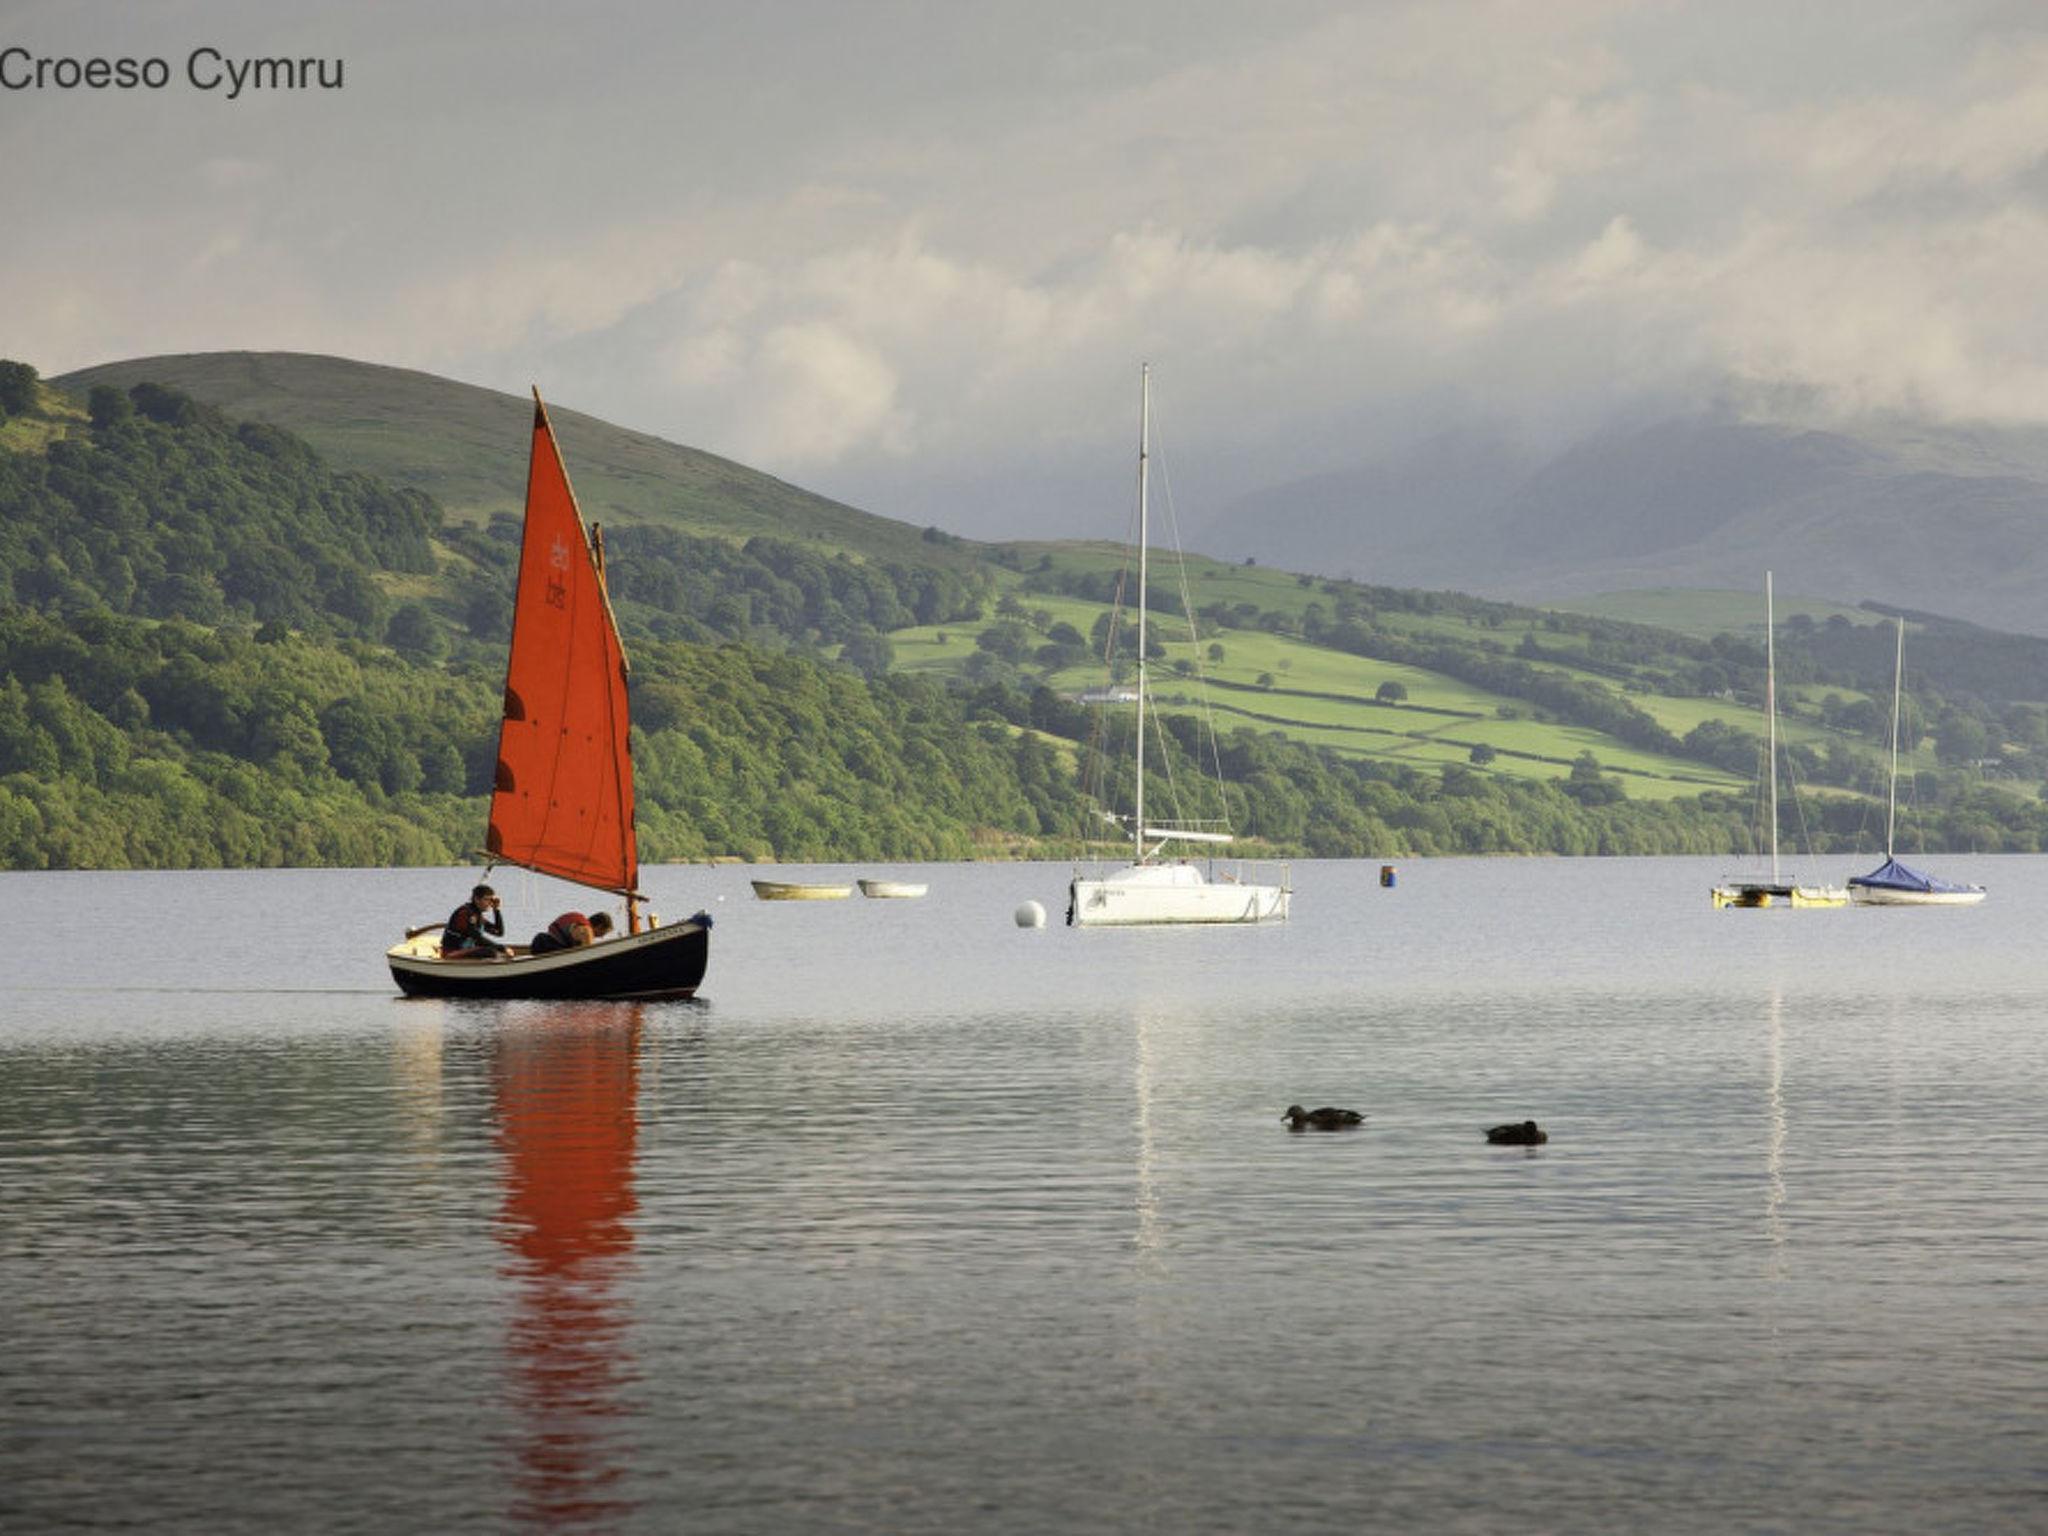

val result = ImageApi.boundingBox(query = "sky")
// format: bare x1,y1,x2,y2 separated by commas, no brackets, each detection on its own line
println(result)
4,0,2047,538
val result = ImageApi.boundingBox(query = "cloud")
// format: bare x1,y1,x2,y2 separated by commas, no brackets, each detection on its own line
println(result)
1492,94,1646,222
6,0,2047,534
598,219,1508,479
1707,206,2048,421
747,323,908,462
1764,36,2048,198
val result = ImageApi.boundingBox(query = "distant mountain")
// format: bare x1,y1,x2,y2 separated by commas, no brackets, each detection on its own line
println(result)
1198,414,2048,638
54,351,967,569
1190,427,1540,588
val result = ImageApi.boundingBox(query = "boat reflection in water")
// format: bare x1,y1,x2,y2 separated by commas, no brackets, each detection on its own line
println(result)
492,1004,646,1530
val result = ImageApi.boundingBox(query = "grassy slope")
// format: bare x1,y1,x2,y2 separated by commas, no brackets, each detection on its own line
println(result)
920,546,1976,807
53,351,966,568
948,545,1781,798
0,382,87,453
889,590,1756,802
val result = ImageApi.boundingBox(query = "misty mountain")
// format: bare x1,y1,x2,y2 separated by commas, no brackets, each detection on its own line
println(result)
1199,415,2048,638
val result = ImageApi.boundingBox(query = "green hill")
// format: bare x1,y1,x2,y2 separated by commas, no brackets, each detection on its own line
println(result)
8,353,2047,867
0,366,1084,866
54,351,966,568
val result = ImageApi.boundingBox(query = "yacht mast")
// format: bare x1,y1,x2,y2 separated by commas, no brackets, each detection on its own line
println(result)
1133,363,1149,865
1766,571,1779,883
1886,616,1904,858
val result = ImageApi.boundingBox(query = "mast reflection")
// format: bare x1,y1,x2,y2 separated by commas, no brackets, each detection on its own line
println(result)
1765,987,1787,1273
493,1004,644,1530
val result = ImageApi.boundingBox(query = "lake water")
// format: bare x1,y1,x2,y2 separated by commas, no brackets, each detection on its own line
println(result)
4,855,2046,1533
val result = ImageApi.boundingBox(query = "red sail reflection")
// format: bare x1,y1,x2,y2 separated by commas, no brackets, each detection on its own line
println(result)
494,1006,643,1530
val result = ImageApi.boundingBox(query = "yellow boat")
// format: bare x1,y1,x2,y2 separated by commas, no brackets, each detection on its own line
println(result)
750,880,853,901
1712,882,1848,910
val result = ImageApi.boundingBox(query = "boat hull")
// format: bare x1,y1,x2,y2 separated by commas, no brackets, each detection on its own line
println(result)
1789,885,1850,908
1068,865,1289,926
1849,885,1986,907
388,919,710,1000
751,880,852,900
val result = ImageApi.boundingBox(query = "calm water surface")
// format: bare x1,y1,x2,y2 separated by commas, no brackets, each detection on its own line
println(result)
3,856,2046,1533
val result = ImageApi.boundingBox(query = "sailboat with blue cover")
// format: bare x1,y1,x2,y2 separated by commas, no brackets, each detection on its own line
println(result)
1848,617,1986,907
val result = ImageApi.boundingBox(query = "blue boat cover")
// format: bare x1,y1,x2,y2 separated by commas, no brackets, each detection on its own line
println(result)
1848,856,1980,894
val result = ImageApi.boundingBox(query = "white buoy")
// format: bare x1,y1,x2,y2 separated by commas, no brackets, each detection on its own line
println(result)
1014,900,1047,929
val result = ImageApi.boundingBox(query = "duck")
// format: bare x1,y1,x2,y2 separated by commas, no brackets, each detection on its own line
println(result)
1282,1105,1364,1131
1486,1120,1547,1145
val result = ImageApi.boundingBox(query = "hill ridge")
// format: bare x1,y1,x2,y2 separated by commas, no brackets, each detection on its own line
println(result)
54,350,967,568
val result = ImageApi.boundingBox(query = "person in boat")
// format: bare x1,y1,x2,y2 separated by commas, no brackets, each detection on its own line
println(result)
441,883,507,959
530,910,613,954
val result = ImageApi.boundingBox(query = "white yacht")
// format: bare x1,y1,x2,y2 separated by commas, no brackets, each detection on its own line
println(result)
1067,366,1290,928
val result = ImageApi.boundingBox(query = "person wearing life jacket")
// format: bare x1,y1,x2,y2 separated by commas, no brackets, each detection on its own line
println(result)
441,883,507,958
530,909,612,954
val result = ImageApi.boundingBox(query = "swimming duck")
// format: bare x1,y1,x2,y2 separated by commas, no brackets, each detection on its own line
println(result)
1282,1105,1364,1131
1486,1120,1547,1145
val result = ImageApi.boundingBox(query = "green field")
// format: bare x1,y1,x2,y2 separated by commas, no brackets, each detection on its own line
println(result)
961,528,2022,814
884,570,1774,801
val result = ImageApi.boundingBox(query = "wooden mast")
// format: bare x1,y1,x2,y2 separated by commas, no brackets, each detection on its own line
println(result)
590,519,641,935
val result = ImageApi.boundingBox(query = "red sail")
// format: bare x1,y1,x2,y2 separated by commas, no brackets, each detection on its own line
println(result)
486,394,638,895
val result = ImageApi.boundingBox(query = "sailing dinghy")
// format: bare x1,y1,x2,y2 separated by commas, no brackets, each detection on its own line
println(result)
388,393,711,1000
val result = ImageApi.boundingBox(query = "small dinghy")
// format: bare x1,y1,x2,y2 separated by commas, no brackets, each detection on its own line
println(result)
751,880,853,901
857,879,928,899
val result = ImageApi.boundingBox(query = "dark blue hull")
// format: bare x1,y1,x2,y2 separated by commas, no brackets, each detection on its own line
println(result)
389,918,710,1000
